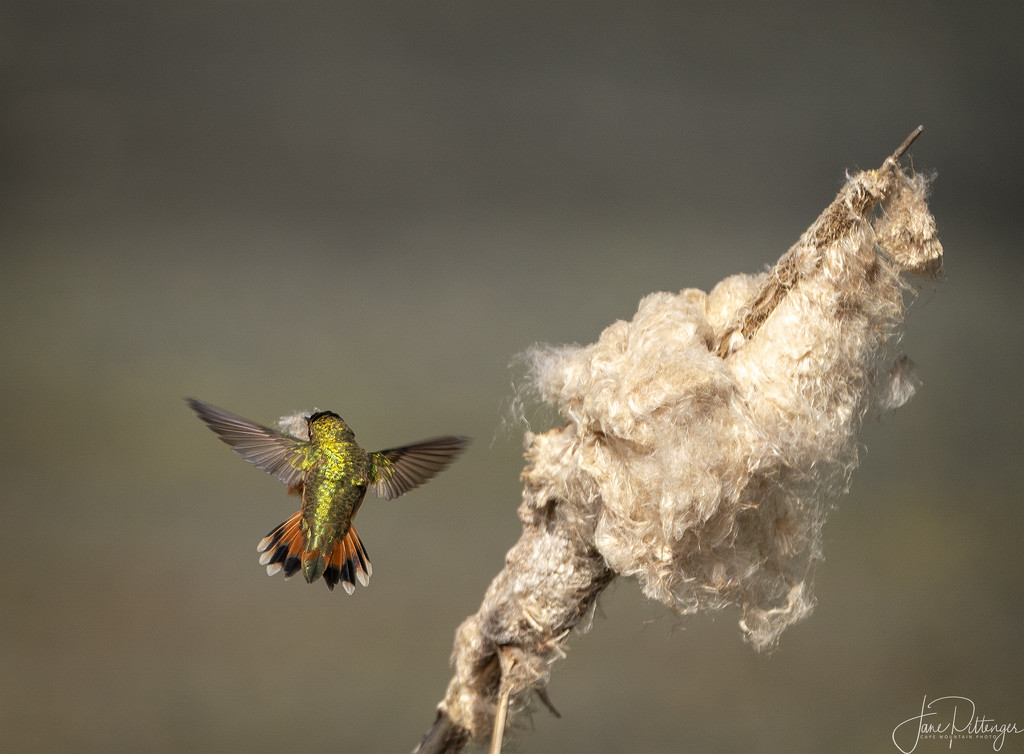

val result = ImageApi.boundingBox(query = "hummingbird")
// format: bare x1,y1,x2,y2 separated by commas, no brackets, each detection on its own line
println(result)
187,398,469,593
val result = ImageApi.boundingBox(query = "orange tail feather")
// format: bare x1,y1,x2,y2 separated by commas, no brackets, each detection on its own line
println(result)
257,511,304,578
323,526,372,594
256,512,372,593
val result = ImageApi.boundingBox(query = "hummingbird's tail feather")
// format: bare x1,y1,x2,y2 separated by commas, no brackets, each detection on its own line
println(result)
256,512,372,593
324,526,372,594
257,511,304,578
255,512,325,583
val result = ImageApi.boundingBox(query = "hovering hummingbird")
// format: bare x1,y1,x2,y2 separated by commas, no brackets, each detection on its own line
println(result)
187,398,469,593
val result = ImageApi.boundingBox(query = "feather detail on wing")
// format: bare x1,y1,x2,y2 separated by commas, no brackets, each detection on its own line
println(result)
187,398,308,490
369,436,470,500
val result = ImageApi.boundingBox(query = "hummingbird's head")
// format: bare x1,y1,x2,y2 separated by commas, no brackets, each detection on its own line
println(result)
307,410,354,442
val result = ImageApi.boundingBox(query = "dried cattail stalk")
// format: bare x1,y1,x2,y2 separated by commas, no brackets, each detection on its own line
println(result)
414,128,942,753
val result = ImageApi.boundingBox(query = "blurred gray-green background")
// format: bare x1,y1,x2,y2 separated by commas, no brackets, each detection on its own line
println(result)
2,3,1020,752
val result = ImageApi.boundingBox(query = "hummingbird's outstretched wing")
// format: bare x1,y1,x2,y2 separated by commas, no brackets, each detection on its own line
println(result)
187,398,308,490
369,436,470,500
